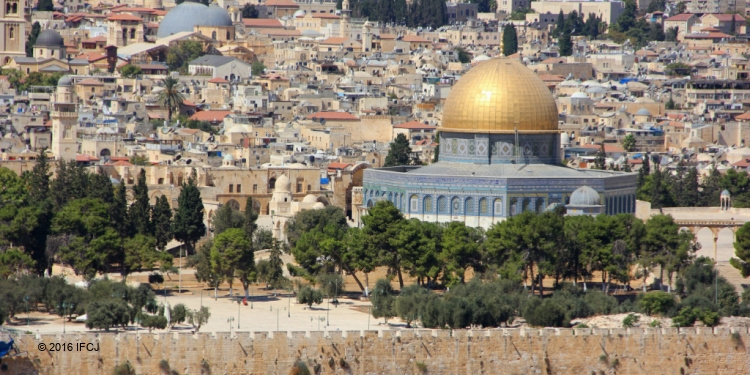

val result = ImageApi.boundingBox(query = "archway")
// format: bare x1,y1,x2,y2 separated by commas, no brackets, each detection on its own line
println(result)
100,148,111,157
226,199,240,211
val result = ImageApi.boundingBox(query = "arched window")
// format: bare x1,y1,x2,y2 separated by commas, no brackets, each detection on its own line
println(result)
424,196,433,213
226,31,231,40
451,197,460,215
11,2,16,13
509,198,517,216
8,27,13,39
493,198,503,216
464,197,475,215
130,28,136,39
122,29,128,41
212,31,217,39
410,195,418,212
479,198,488,215
438,196,448,213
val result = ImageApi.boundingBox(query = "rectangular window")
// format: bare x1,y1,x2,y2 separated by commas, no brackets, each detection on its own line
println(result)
297,183,302,193
236,184,241,193
229,184,234,193
253,184,258,193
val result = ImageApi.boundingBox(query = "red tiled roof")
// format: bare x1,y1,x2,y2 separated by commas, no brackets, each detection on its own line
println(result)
393,120,437,130
242,18,283,28
183,99,197,106
736,112,750,120
306,111,359,121
112,160,134,167
190,110,231,122
666,14,695,21
733,158,750,168
111,7,156,13
327,162,351,170
208,77,229,84
402,35,431,43
107,14,142,21
320,37,348,45
147,112,164,119
76,154,100,162
708,13,746,22
685,31,733,39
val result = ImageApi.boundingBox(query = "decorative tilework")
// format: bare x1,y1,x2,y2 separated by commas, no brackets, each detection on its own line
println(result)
468,140,475,155
477,139,488,156
457,140,468,155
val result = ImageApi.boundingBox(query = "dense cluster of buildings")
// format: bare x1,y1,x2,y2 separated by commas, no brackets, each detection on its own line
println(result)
1,0,749,239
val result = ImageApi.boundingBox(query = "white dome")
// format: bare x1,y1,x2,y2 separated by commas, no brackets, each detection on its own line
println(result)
302,194,318,203
313,202,325,209
227,124,248,133
275,174,291,192
571,92,589,99
569,186,601,206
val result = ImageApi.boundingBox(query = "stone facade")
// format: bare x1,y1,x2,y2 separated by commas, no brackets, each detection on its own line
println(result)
5,328,750,375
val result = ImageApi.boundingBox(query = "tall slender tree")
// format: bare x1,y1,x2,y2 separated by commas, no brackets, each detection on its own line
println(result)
152,195,173,251
157,76,185,124
129,169,152,235
502,24,518,56
172,171,205,255
244,197,259,241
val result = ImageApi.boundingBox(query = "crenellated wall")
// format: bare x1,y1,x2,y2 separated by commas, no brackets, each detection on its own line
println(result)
4,327,750,375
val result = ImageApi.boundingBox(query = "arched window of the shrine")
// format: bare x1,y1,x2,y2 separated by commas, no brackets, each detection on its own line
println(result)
464,197,475,215
423,196,433,213
437,196,448,214
410,195,418,213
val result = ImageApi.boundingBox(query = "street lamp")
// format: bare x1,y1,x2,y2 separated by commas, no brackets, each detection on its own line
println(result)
237,299,241,330
61,302,68,334
24,295,29,326
227,316,235,333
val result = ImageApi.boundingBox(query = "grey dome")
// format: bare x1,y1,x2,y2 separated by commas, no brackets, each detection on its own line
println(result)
721,189,730,197
36,29,64,47
635,107,651,116
157,1,233,39
569,186,601,206
57,75,72,87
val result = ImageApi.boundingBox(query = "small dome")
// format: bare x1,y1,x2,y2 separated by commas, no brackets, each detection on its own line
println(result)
635,108,652,116
302,194,318,203
313,202,325,209
571,92,589,99
275,174,291,192
228,6,238,12
569,186,601,206
721,189,731,197
227,124,248,133
36,29,64,47
57,75,72,87
293,9,306,17
223,153,234,161
157,1,233,38
96,127,116,135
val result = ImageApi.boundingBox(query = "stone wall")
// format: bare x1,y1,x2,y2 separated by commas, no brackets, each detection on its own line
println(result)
4,328,750,375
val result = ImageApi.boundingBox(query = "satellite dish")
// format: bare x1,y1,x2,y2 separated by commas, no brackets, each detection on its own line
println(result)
175,154,181,160
186,159,192,164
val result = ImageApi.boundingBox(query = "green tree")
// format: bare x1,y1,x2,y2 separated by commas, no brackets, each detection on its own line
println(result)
52,198,120,279
172,172,205,255
152,195,173,251
594,143,606,170
502,24,518,56
187,240,222,299
241,3,259,18
85,299,131,331
252,60,266,77
665,27,678,42
129,169,152,235
120,64,143,78
186,306,210,331
157,76,185,124
665,62,691,76
731,222,750,277
37,0,54,11
384,133,413,167
25,22,41,57
169,303,187,327
244,197,259,240
266,239,285,290
390,220,441,287
212,203,245,236
551,10,565,38
210,228,251,297
111,182,133,238
439,222,482,285
363,201,406,287
0,248,35,279
456,47,471,64
26,151,53,275
611,0,636,32
370,278,395,323
394,284,433,328
558,31,573,56
297,285,323,308
509,7,532,20
165,40,204,73
343,227,378,293
622,134,636,152
122,235,158,280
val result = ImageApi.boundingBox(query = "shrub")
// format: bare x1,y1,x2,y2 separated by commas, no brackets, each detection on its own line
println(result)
649,319,662,328
672,307,699,327
638,291,676,316
170,303,187,327
699,310,720,327
149,273,165,284
159,359,171,374
338,358,348,369
289,361,310,375
523,298,567,327
622,313,640,328
297,285,323,308
583,290,619,315
416,361,427,373
371,278,395,323
113,361,136,375
574,323,589,328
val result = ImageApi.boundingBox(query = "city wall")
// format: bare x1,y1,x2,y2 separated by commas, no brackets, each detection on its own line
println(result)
4,327,750,375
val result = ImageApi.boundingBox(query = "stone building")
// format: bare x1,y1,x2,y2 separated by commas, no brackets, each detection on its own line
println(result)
361,58,637,229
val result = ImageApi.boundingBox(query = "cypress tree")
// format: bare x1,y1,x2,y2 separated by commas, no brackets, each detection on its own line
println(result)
153,195,173,251
111,181,133,238
244,197,259,241
172,171,205,255
25,22,41,58
88,170,114,205
26,151,52,275
129,169,152,235
559,31,573,56
552,10,565,37
502,24,518,56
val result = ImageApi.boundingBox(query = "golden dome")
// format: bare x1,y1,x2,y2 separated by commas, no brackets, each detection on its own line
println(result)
441,58,559,134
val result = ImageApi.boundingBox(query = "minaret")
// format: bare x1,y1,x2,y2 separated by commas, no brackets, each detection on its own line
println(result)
340,0,351,39
51,76,79,161
362,20,372,52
